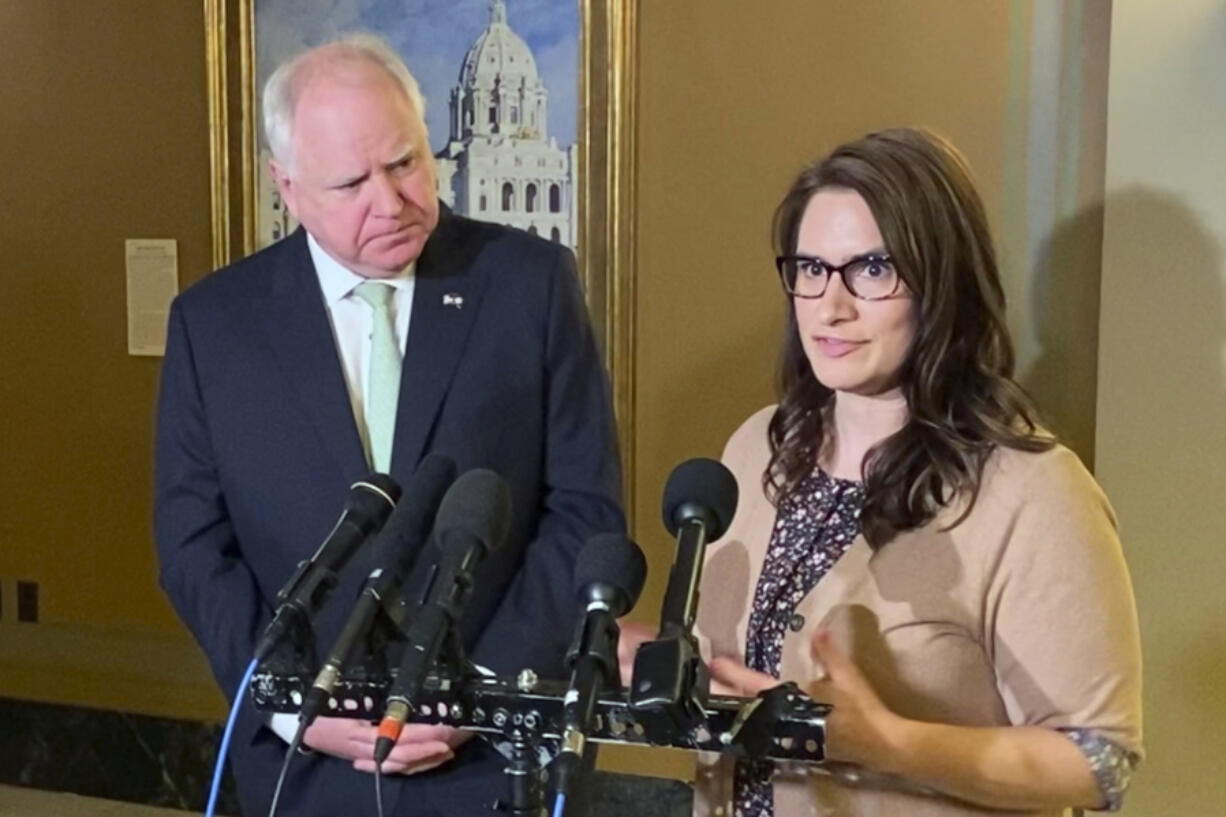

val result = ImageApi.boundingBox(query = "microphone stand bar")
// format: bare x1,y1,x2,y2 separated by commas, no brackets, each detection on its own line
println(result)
249,670,830,764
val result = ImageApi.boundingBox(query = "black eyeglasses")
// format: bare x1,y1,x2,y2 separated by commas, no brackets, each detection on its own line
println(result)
775,252,903,300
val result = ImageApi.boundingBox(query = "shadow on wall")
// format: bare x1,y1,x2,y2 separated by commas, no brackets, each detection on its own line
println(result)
1087,187,1226,814
1092,186,1225,481
1021,203,1107,468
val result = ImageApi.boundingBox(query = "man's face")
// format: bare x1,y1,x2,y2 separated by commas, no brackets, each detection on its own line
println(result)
271,65,440,278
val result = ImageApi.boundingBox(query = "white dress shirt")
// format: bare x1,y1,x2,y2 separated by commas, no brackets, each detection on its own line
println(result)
307,232,416,467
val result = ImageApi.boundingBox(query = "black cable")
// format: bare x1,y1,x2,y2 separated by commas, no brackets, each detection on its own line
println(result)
267,718,307,817
374,761,387,817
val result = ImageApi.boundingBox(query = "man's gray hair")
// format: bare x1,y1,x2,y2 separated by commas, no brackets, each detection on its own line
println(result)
262,33,428,172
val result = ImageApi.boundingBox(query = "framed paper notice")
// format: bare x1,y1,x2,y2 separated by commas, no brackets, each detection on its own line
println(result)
125,239,179,357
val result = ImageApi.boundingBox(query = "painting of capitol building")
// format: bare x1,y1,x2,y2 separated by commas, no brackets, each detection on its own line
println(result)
256,0,579,252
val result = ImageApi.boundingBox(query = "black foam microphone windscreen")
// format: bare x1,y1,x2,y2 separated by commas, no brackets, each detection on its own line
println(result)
661,457,738,541
572,532,648,607
434,468,513,558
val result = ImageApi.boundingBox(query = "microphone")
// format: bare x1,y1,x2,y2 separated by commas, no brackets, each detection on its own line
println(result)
629,458,737,736
552,533,647,803
656,458,738,637
374,468,512,765
254,474,401,663
299,454,457,726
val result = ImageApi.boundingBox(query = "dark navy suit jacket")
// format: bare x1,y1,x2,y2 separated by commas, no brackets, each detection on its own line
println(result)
154,210,623,816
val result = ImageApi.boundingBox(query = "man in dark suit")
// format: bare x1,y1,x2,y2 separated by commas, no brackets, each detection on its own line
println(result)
154,34,622,817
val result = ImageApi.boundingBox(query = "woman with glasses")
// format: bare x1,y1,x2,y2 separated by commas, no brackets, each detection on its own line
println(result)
669,128,1142,816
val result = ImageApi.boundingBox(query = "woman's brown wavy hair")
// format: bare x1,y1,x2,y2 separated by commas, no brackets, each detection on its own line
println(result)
766,128,1052,548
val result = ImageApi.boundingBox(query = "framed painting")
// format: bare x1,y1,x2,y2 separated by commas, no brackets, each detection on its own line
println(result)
204,0,638,514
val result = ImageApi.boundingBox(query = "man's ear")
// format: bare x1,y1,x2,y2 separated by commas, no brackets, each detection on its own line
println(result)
269,157,298,218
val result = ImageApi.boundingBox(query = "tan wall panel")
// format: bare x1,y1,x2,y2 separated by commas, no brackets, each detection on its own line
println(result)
0,0,222,716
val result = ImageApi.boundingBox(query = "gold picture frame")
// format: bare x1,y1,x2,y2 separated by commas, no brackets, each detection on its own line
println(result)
203,0,638,518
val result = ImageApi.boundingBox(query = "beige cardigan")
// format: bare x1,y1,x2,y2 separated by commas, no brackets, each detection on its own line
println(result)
692,406,1143,817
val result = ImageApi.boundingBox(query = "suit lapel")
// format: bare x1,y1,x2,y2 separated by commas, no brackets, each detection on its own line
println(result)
390,210,488,480
259,230,369,484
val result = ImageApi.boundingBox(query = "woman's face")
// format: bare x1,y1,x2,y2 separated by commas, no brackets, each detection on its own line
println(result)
793,188,916,397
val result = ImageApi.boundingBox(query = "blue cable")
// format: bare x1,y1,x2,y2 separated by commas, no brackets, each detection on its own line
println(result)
552,792,566,817
206,658,259,817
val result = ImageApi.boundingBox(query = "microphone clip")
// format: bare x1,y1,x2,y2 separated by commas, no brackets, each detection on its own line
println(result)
627,633,711,740
256,556,336,671
255,603,319,677
724,681,807,760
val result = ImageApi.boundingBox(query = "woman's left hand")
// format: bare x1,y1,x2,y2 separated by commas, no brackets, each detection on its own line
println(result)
708,629,904,772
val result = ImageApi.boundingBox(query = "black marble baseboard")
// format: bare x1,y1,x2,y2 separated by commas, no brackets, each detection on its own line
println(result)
0,697,691,816
0,697,240,814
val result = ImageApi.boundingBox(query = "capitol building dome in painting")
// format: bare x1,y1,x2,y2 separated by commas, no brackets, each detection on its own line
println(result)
435,0,575,248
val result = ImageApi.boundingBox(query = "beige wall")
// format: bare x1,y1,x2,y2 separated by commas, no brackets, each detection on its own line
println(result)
0,0,223,717
1096,1,1226,814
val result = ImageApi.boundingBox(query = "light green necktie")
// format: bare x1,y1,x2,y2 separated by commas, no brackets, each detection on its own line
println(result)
353,281,402,473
